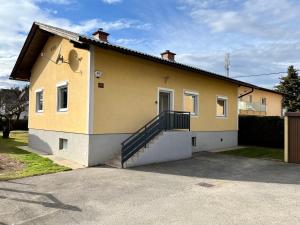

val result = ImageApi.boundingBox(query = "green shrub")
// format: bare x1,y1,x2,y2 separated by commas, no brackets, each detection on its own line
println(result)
238,116,284,148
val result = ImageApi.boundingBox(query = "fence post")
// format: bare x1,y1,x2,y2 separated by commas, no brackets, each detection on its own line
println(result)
189,112,191,131
284,115,289,163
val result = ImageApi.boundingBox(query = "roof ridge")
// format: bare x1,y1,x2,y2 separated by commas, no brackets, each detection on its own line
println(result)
11,22,281,95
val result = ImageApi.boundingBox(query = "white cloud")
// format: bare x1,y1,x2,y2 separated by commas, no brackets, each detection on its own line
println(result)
33,0,74,4
101,0,122,4
181,0,300,38
175,40,300,89
164,0,300,88
113,38,146,48
0,0,147,88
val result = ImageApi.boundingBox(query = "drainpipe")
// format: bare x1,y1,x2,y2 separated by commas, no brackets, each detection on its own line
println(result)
238,87,254,99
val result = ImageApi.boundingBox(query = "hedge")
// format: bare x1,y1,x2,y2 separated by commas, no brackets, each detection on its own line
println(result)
0,119,28,131
238,116,284,148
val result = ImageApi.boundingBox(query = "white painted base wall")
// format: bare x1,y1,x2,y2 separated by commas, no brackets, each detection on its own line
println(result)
125,131,192,167
29,129,238,167
29,129,130,167
191,131,238,152
29,129,89,166
88,133,130,166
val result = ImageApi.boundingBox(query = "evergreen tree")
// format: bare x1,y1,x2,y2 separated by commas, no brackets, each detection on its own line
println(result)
276,65,300,112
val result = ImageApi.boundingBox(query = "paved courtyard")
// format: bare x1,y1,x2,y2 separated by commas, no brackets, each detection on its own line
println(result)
1,152,300,225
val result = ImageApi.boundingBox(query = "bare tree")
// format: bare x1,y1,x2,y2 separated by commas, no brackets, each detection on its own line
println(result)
0,86,29,138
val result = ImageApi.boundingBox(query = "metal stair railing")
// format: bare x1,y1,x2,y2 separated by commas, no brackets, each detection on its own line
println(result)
121,111,190,167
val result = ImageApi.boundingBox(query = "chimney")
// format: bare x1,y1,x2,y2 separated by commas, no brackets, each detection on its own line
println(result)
92,28,109,42
161,50,176,62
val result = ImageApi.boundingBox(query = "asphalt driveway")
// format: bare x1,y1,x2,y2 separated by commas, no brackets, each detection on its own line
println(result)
1,152,300,225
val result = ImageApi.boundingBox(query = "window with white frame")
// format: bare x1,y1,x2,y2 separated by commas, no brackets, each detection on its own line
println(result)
57,82,68,112
216,96,228,117
183,91,199,115
36,89,43,112
261,97,267,105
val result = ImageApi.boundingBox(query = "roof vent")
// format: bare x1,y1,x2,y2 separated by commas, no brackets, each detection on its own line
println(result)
92,28,109,42
161,50,176,62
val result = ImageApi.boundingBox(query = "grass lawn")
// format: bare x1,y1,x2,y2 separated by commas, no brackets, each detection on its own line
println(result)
219,147,284,161
0,131,70,181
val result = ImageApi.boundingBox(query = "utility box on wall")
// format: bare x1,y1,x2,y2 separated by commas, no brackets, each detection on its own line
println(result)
284,112,300,163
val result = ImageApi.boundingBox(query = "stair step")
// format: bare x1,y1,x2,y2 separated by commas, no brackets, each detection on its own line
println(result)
105,131,163,168
105,152,122,168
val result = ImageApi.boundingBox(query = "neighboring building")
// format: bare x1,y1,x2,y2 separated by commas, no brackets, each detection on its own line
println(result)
19,102,29,120
238,86,283,116
9,22,282,167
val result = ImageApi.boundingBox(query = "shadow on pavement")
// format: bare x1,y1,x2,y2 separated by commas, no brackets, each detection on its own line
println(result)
0,188,81,212
130,152,300,185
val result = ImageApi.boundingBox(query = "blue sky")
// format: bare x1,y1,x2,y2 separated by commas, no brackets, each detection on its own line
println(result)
1,0,300,89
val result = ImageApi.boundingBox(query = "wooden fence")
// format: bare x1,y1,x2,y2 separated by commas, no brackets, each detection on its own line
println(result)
284,113,300,163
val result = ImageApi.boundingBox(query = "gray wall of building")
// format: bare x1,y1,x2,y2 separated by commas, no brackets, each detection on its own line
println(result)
125,131,192,167
88,133,130,166
191,131,238,152
28,129,237,168
29,128,89,166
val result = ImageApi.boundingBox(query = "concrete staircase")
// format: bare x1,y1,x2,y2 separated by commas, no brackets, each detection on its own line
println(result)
105,144,148,168
105,131,191,168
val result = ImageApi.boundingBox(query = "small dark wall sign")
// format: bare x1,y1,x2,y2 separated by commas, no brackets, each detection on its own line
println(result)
98,83,104,88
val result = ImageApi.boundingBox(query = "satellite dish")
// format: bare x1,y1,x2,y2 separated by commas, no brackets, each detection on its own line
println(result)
68,49,80,72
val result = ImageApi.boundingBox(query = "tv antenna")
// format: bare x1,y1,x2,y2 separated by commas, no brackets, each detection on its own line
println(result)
225,53,230,77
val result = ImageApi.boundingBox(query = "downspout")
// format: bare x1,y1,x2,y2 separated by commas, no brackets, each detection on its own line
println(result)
237,86,254,117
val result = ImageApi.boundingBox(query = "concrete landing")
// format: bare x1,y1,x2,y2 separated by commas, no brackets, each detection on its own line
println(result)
17,146,85,170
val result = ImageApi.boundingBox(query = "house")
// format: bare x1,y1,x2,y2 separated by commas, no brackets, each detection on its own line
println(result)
238,86,283,116
9,22,282,167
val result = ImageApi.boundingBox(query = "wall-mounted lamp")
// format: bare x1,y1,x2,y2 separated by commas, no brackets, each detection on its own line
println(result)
95,71,103,79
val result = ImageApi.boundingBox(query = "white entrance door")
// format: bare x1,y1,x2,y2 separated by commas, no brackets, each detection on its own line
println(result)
158,89,173,113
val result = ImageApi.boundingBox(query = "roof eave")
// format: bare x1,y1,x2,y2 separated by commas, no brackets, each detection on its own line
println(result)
9,22,82,82
79,36,263,89
9,23,39,81
10,22,283,96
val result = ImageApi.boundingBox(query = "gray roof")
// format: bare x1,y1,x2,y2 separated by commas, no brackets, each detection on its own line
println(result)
10,22,282,95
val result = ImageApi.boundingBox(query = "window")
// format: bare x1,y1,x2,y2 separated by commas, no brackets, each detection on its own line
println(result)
261,98,267,105
184,91,199,115
192,137,197,147
216,96,228,117
36,89,43,112
57,82,68,112
59,138,68,150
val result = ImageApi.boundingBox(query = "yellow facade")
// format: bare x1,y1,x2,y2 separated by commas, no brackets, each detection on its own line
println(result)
93,48,238,134
29,36,89,133
238,87,282,116
29,35,242,135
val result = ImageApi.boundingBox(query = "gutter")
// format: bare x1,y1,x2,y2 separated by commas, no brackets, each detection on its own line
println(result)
238,87,254,99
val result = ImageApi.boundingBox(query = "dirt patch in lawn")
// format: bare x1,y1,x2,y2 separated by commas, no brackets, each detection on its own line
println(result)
0,154,25,175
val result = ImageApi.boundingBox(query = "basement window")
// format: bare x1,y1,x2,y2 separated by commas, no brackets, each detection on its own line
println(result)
192,137,197,147
59,138,68,150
